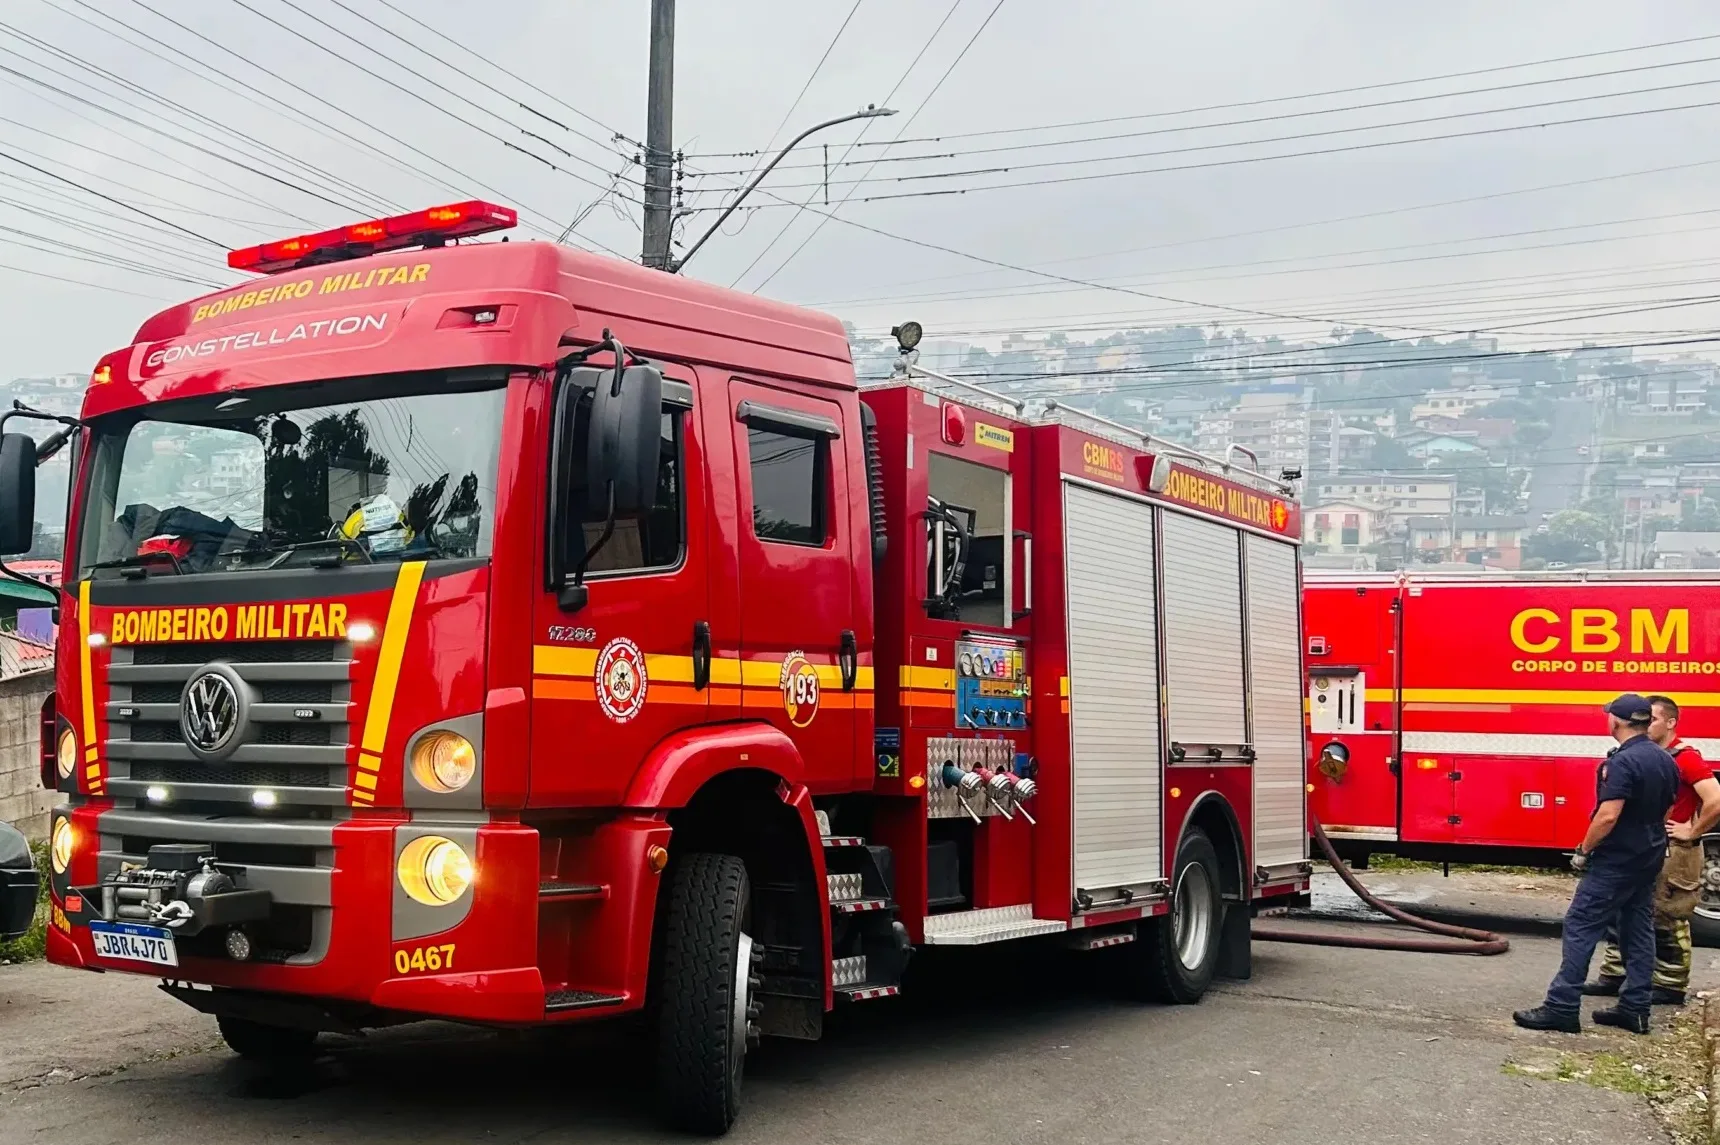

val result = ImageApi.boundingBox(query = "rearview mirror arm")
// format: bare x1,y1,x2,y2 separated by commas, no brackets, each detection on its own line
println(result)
0,404,81,595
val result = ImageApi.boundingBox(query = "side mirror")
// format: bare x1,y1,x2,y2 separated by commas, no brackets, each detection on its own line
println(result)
0,433,37,556
585,364,663,516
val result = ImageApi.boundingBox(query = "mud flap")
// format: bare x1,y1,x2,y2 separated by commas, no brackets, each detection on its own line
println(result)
1215,903,1251,981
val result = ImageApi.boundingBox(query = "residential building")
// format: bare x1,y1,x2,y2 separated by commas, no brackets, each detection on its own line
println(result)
1399,431,1484,459
1305,498,1390,554
1195,392,1310,478
1405,514,1526,568
1653,531,1720,569
1310,472,1455,533
1409,384,1506,422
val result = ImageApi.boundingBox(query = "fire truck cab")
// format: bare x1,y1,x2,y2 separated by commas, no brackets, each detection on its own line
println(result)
2,204,1308,1133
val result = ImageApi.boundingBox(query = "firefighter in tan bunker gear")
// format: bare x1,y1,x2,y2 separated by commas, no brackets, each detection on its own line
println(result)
1585,696,1720,1007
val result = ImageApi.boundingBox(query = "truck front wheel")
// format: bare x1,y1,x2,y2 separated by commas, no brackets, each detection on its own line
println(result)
1124,826,1224,1004
216,1015,317,1063
654,852,758,1135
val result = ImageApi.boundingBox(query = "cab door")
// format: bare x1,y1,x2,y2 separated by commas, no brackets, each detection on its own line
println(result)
530,371,707,806
727,377,857,789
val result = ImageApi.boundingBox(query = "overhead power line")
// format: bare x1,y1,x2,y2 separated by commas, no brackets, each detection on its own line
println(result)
721,0,972,289
691,28,1720,158
691,51,1720,177
751,0,1010,292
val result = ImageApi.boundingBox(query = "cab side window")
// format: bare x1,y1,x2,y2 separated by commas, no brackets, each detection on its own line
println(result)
747,424,827,546
563,388,685,574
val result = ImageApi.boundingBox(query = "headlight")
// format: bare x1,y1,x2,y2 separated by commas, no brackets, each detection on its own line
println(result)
397,835,472,906
56,728,77,781
50,818,74,874
409,731,476,794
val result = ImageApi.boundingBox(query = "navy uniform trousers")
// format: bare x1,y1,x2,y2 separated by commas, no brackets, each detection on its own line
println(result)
1544,860,1661,1015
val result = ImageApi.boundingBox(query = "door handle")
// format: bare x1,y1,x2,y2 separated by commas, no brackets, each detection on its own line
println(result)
692,621,711,691
839,629,858,692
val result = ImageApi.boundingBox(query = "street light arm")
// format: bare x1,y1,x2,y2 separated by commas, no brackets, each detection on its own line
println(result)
669,106,895,273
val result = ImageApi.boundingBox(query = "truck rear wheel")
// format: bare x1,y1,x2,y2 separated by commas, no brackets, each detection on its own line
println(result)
654,852,758,1135
216,1015,317,1063
1126,827,1224,1004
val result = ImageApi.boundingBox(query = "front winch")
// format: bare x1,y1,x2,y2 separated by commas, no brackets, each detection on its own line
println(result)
73,843,272,937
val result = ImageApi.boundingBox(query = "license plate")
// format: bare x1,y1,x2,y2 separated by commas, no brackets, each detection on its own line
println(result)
89,920,179,967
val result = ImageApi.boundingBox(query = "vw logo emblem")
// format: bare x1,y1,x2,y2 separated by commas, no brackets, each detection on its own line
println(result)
181,669,242,758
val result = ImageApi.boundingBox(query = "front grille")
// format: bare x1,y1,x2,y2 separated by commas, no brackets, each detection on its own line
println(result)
257,681,335,704
258,723,332,746
132,683,182,704
104,635,353,806
129,761,333,789
132,641,336,665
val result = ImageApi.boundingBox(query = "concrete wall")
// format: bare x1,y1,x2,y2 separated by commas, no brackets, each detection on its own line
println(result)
0,669,57,839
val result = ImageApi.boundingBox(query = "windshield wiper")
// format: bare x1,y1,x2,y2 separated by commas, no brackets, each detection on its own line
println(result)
245,536,376,569
89,552,185,579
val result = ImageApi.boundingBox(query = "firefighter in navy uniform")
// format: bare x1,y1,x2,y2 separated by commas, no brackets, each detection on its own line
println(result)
1514,694,1680,1035
1583,695,1720,1006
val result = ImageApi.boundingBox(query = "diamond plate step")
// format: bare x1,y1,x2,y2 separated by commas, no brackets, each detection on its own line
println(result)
921,904,1067,945
832,954,868,988
835,982,901,1001
1068,928,1135,951
827,872,864,902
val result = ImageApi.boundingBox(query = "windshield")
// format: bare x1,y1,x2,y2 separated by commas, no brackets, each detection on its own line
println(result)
76,372,506,577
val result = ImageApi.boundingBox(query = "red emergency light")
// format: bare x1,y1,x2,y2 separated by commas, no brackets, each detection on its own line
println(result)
227,200,518,274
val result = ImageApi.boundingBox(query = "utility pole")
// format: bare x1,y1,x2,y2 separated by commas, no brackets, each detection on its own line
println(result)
640,0,676,270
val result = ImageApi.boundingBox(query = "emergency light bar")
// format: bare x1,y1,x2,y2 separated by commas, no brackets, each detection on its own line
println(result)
228,200,518,274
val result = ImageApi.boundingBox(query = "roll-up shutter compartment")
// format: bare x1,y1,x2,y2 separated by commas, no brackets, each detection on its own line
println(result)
1064,483,1161,893
1245,534,1307,870
1161,511,1245,747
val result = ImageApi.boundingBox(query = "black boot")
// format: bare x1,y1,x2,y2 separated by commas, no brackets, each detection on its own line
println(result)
1649,987,1686,1006
1592,1006,1650,1034
1513,1005,1581,1033
1580,977,1622,996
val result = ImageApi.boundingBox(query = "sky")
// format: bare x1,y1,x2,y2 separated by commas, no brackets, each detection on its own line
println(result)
6,0,1720,378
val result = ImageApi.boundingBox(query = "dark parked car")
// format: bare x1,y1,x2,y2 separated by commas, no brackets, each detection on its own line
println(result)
1,821,39,942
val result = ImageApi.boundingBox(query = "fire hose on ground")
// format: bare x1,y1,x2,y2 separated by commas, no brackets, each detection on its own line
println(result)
1252,817,1511,956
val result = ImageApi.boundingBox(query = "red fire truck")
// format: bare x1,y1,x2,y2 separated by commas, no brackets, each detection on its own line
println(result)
1,202,1307,1132
1303,568,1720,942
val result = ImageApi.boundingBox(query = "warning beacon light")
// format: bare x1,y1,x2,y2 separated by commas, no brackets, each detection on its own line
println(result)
227,200,518,275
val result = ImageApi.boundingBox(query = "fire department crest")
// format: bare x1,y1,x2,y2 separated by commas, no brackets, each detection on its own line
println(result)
780,650,821,728
594,637,647,723
1271,500,1290,531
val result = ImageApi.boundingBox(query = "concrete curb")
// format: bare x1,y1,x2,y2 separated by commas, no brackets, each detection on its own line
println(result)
1704,991,1720,1145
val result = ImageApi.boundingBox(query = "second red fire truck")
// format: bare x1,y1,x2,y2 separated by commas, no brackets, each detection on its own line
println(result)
1303,568,1720,943
3,202,1308,1132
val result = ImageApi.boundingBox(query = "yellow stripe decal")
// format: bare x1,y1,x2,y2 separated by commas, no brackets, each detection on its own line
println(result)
360,561,426,756
1059,676,1070,698
77,580,97,767
899,665,954,692
531,647,874,691
533,645,598,678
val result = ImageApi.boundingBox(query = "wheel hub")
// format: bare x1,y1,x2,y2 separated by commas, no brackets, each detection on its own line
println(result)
1173,863,1214,971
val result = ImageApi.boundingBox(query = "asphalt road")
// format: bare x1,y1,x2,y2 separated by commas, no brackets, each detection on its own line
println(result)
4,893,1711,1145
1525,398,1598,524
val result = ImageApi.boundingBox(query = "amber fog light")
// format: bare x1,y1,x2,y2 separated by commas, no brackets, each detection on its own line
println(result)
50,817,74,874
56,728,77,780
409,731,476,794
397,835,473,906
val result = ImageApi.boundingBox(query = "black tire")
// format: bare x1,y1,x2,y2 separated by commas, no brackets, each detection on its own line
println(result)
1123,827,1224,1004
1693,909,1720,948
653,852,756,1135
216,1015,317,1063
